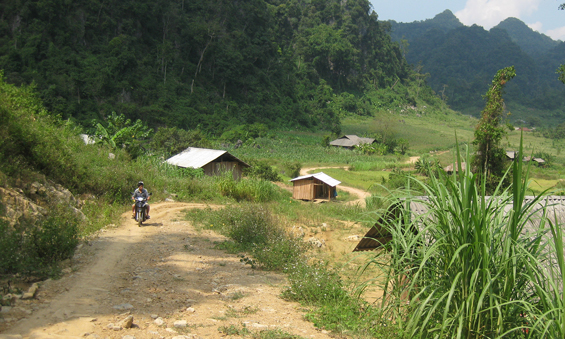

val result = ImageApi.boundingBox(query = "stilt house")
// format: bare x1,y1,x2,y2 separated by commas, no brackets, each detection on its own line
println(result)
290,172,341,201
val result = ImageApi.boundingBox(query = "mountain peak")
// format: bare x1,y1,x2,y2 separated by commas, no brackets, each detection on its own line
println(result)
493,17,558,57
428,9,464,30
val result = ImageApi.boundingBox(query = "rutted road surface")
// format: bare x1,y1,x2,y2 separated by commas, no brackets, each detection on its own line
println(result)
0,202,333,339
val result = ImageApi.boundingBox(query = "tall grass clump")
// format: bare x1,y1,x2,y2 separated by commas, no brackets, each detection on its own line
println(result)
186,204,305,270
364,140,565,338
215,171,286,202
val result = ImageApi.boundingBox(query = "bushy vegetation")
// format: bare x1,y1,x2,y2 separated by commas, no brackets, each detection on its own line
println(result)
0,0,446,135
243,159,282,182
0,77,292,279
0,204,80,277
364,143,565,337
186,204,306,271
149,127,210,157
186,204,399,337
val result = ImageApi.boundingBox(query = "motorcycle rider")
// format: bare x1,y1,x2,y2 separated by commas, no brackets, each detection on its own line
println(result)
132,181,150,219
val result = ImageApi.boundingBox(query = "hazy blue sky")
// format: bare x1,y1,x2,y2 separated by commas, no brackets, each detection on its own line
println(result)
370,0,565,41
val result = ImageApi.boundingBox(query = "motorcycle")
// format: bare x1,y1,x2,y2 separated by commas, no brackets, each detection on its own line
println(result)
134,194,151,226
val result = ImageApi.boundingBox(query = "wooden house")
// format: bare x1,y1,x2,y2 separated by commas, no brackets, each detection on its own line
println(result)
329,135,375,149
165,147,250,180
507,151,545,166
290,172,341,201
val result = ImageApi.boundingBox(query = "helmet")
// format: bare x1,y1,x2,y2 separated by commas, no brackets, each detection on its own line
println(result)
138,181,144,187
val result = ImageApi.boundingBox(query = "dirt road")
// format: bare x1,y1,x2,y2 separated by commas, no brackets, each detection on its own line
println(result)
300,167,370,208
1,202,333,339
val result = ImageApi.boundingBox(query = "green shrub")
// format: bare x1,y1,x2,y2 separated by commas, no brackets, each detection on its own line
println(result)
215,172,284,202
282,161,301,179
0,204,80,277
385,168,411,189
186,204,305,271
281,260,347,305
251,236,306,271
28,208,80,264
220,123,269,143
0,220,22,274
149,127,210,156
243,159,281,181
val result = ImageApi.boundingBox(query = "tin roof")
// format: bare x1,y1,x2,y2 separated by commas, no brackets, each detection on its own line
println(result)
329,135,375,148
290,172,341,187
506,151,545,163
165,147,249,169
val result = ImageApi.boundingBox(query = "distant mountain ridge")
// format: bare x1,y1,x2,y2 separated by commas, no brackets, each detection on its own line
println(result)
387,10,565,125
493,17,559,58
389,10,464,42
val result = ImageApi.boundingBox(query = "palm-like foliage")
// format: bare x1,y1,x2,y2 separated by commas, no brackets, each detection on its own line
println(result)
365,138,565,338
91,112,152,157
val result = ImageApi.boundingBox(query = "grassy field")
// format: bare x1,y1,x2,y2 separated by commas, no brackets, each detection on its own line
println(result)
230,110,565,196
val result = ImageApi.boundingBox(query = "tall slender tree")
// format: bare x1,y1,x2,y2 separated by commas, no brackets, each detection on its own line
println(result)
472,66,516,190
557,3,565,84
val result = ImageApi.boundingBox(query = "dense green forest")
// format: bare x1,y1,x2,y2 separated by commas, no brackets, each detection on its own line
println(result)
0,0,443,135
389,10,565,124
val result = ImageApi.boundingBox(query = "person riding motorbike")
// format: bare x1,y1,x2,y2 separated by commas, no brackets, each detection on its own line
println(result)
132,181,150,219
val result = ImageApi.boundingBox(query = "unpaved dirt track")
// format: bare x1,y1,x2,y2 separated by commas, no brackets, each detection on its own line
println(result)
1,202,333,339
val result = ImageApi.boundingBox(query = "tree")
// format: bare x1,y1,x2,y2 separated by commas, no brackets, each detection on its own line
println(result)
472,66,516,189
558,64,565,84
557,3,565,84
91,112,152,158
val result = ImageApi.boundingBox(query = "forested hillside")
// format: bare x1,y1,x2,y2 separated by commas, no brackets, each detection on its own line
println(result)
389,10,565,125
0,0,436,134
493,17,559,58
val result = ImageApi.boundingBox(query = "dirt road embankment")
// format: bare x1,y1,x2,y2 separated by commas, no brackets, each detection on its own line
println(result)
1,202,332,339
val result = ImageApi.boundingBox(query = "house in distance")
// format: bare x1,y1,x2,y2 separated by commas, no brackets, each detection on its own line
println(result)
165,147,250,179
506,151,545,166
290,172,341,201
329,135,375,149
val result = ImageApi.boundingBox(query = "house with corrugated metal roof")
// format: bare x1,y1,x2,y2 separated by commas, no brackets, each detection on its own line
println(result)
165,147,250,180
329,135,375,149
506,151,545,166
353,195,565,252
290,172,341,201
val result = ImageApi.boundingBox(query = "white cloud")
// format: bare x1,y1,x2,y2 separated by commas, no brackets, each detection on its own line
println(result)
546,26,565,41
455,0,541,29
527,21,543,33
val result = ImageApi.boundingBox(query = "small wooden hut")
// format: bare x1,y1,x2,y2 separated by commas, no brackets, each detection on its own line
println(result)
290,172,341,201
165,147,250,180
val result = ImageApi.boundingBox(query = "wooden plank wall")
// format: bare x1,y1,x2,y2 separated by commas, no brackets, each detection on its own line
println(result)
292,179,314,200
202,162,243,180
